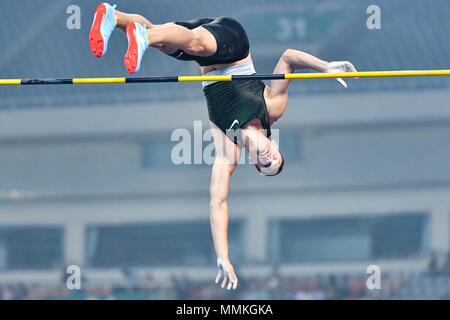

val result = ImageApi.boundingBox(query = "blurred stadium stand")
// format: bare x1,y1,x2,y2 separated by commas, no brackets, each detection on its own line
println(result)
1,263,450,300
0,0,449,299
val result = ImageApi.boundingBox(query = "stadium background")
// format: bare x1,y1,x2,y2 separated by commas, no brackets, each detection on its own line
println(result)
0,0,449,299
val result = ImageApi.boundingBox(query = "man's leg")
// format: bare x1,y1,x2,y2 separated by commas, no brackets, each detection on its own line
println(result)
115,10,154,32
115,10,217,56
117,11,217,73
123,19,217,73
90,4,217,59
114,10,176,54
146,24,217,57
115,11,219,57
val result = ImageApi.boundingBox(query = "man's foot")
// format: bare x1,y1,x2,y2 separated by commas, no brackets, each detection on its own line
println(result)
124,22,149,74
89,3,117,57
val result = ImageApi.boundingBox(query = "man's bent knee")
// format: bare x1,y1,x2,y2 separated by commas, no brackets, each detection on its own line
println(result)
186,28,217,56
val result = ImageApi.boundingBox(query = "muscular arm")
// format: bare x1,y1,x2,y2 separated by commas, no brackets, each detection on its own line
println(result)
266,49,357,123
269,49,328,98
209,159,234,261
210,159,239,289
280,49,329,72
209,129,240,290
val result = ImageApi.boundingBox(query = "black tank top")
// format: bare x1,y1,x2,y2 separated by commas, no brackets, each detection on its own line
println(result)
203,80,271,145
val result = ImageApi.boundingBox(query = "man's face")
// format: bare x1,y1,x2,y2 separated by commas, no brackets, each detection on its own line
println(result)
249,140,283,176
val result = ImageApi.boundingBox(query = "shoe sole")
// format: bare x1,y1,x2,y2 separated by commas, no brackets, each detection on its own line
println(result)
124,23,139,73
89,4,107,57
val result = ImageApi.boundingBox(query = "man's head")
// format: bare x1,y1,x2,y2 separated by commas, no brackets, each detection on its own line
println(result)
249,140,285,176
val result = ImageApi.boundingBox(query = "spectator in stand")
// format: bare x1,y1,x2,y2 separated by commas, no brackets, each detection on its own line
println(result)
427,252,440,275
442,253,450,275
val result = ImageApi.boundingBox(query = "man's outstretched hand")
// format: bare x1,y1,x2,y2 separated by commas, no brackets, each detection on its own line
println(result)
215,258,238,290
324,61,358,88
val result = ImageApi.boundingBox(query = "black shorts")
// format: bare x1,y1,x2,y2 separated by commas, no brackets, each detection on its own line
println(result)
169,17,250,66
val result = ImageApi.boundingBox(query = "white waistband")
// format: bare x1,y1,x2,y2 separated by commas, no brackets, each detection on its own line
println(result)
202,61,256,88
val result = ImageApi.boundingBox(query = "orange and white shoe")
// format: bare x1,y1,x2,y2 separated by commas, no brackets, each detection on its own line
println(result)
124,22,149,74
89,3,117,57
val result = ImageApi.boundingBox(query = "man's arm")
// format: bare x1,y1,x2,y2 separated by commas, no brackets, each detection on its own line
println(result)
209,158,239,290
209,122,241,290
210,159,233,262
269,49,357,96
210,159,239,290
280,49,329,72
265,49,357,123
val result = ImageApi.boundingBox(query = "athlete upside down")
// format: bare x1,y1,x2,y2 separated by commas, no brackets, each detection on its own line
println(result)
89,3,357,290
